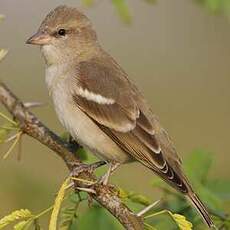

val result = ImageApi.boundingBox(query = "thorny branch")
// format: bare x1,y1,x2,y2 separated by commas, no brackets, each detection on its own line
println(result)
0,82,143,230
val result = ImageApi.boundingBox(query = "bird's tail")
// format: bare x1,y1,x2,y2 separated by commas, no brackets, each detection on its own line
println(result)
186,192,216,229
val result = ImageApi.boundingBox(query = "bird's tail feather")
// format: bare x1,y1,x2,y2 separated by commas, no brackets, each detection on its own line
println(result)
186,192,216,229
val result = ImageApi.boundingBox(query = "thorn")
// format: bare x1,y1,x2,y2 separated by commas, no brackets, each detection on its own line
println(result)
23,102,46,109
76,187,96,194
136,200,160,217
71,176,95,185
65,182,74,190
4,133,18,143
100,163,112,185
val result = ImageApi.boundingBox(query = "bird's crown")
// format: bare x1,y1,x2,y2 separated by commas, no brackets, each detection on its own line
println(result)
39,5,91,31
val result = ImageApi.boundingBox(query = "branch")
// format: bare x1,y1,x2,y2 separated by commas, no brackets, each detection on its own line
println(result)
0,82,143,230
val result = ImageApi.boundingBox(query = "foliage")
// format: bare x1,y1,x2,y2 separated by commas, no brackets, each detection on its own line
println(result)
0,17,22,160
152,150,230,229
81,0,230,22
195,0,230,18
0,209,32,229
0,112,21,159
0,206,54,230
81,0,157,23
49,178,71,230
144,210,193,230
118,188,152,206
1,150,229,229
111,0,131,24
1,109,227,229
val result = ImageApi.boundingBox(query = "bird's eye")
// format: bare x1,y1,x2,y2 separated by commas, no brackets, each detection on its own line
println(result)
58,29,66,36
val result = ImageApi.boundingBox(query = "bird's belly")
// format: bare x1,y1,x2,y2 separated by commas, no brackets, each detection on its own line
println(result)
51,83,130,163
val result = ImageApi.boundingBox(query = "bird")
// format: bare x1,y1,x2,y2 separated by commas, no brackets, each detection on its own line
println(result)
26,5,215,228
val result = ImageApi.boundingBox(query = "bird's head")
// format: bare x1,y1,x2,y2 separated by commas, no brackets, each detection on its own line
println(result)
26,5,98,65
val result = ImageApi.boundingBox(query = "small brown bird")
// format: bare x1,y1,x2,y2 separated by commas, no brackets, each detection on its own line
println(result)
27,5,215,228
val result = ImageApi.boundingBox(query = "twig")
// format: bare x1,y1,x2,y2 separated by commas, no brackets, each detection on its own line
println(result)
0,82,143,230
3,131,22,159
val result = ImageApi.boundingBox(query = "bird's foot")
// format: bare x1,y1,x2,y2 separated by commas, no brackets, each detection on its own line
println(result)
69,161,106,192
98,162,120,186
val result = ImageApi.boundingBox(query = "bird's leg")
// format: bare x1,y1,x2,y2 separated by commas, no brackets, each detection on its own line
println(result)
68,135,81,153
99,162,120,185
90,160,107,170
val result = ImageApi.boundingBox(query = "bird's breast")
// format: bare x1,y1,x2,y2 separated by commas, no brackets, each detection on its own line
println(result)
45,67,130,163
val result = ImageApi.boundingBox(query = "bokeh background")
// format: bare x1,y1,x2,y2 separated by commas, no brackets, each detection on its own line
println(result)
0,0,230,228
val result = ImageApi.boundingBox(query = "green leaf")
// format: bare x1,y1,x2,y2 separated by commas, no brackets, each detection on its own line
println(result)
60,193,81,230
118,188,151,206
0,209,33,229
118,187,129,199
49,177,70,230
171,213,193,230
145,210,192,230
81,0,94,7
207,179,230,200
128,192,151,206
195,0,230,18
205,0,221,12
60,206,78,230
185,150,213,182
198,184,223,210
112,0,132,24
77,205,122,230
76,147,88,161
14,220,33,230
144,222,158,230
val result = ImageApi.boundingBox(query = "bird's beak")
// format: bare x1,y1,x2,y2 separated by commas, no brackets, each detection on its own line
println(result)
26,31,51,45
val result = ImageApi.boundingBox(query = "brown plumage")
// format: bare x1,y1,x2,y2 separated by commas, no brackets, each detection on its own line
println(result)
73,57,214,228
27,5,215,228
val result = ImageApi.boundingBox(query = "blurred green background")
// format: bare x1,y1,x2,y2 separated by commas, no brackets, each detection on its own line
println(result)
0,0,230,228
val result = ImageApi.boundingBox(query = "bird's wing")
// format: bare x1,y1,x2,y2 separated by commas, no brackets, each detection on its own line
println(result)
72,57,188,193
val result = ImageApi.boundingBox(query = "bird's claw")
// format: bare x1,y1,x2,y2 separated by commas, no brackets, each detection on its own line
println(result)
98,162,120,186
69,161,106,192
